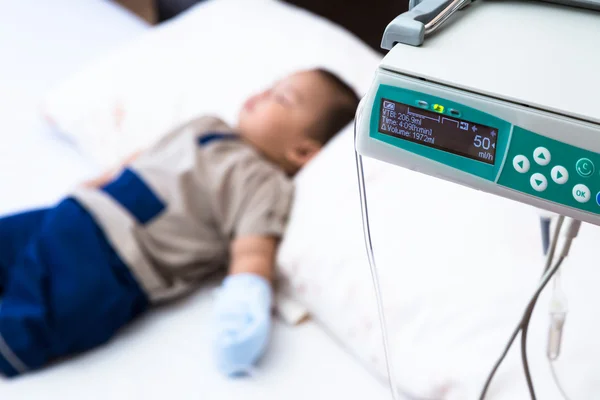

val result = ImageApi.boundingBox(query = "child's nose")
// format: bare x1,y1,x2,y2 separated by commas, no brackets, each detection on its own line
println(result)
259,89,272,100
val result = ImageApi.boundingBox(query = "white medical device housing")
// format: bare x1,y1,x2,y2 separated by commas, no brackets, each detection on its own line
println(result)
355,0,600,225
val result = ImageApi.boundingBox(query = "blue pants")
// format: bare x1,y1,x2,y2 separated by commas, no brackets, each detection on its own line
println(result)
0,198,148,377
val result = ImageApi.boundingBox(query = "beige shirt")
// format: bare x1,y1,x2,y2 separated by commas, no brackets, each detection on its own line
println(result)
72,116,294,303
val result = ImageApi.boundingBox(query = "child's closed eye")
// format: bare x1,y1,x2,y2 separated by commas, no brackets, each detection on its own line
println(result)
275,94,288,105
273,91,296,107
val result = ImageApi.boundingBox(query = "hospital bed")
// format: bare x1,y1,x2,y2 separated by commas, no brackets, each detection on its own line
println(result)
0,1,390,399
3,0,600,399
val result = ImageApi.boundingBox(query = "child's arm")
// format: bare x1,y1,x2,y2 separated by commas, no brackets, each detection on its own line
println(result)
228,235,277,281
81,151,142,188
212,235,278,377
209,160,293,377
81,169,118,189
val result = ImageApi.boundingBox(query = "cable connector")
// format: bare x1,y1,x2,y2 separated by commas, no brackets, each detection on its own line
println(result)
559,218,582,258
547,313,566,361
540,217,551,256
547,284,567,361
545,217,579,362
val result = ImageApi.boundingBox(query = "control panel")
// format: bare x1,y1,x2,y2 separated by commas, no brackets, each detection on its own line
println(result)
498,127,600,215
366,84,600,218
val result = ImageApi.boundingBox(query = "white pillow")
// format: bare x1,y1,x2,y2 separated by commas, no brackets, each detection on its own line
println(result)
278,123,600,398
42,0,381,168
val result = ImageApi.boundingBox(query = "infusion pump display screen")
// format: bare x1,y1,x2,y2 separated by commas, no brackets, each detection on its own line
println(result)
378,98,499,164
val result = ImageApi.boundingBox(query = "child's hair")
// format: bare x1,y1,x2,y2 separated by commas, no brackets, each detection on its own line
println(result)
313,68,361,145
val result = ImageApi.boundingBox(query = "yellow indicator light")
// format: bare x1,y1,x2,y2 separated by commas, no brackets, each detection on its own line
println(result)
433,104,445,113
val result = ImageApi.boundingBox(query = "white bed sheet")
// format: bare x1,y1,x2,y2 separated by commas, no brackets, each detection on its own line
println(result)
0,1,391,399
2,289,391,400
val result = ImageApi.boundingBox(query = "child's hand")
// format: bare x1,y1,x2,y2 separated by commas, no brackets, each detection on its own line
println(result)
80,150,142,188
212,273,273,377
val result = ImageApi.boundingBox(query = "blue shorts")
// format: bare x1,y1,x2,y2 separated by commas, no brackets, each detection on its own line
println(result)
0,198,148,377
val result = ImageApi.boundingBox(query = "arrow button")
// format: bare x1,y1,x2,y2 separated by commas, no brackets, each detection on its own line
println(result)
530,173,548,192
533,147,551,166
513,155,530,174
551,166,569,184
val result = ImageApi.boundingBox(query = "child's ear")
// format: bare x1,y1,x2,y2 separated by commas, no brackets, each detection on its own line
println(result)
286,138,321,170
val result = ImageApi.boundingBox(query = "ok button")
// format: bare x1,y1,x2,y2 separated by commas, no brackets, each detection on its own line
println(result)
573,184,591,203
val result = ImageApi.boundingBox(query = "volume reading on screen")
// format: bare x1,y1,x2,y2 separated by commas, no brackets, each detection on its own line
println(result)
378,98,499,165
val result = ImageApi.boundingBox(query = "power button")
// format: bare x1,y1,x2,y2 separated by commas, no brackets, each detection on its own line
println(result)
576,158,595,177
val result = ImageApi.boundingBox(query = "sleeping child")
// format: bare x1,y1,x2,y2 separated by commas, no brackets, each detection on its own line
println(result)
0,69,359,378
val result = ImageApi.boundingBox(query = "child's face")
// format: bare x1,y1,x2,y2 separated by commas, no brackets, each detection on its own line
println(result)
237,70,338,174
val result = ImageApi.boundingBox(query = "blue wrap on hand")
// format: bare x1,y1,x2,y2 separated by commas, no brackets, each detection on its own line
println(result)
212,273,273,377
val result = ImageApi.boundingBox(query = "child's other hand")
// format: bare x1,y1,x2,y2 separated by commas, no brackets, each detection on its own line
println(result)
80,150,142,188
211,273,273,377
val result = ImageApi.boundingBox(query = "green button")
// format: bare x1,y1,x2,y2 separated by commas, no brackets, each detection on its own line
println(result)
576,158,595,177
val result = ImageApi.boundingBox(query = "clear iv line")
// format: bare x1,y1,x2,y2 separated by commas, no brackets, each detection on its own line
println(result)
354,117,439,400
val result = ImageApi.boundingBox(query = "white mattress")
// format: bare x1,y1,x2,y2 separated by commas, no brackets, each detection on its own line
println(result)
0,1,391,399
